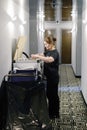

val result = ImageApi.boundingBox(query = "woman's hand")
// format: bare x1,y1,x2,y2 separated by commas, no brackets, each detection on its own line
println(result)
31,54,39,59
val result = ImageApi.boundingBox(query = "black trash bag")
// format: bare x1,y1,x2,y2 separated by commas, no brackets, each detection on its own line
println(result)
4,80,52,130
0,79,8,130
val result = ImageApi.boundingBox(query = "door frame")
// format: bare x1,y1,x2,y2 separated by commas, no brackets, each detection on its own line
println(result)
61,29,72,64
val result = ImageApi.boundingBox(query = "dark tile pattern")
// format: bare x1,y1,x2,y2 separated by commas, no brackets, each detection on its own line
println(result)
52,64,87,130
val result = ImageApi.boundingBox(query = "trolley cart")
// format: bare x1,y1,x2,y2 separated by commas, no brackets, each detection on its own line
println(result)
0,73,52,130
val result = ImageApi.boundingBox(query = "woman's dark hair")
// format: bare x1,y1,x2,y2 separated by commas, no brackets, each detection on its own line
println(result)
45,36,56,45
53,37,56,42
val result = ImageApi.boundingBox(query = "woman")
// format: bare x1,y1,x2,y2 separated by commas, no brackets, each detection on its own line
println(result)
31,36,60,119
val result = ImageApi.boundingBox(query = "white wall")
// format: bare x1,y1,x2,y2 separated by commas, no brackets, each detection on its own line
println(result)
72,0,82,76
0,0,29,85
81,0,87,104
72,0,77,75
29,0,45,54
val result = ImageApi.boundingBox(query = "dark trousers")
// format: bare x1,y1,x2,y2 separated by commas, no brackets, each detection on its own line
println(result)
46,79,59,118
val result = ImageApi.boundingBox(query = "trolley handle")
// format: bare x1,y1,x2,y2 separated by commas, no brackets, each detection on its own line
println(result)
4,73,35,81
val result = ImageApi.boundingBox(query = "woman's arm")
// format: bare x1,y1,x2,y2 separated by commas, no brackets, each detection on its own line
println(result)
31,54,54,63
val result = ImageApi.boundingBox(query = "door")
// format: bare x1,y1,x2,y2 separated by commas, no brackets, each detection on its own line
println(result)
61,29,72,64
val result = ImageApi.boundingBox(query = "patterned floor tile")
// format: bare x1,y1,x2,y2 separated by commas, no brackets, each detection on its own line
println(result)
56,64,87,130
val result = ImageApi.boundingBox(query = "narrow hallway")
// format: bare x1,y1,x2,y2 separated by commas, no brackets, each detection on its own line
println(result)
53,64,87,130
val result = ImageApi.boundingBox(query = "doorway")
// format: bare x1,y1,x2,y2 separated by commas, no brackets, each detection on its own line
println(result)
61,29,72,64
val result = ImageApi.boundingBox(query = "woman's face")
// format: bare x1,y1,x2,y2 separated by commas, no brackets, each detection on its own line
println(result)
44,41,52,50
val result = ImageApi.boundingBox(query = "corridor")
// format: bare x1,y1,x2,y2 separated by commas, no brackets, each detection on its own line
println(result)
0,0,87,130
53,64,87,130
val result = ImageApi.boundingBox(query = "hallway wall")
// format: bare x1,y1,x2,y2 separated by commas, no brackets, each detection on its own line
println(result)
72,0,82,76
29,0,44,54
0,0,29,85
81,0,87,104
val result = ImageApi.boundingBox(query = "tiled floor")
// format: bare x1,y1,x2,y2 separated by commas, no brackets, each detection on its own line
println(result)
53,64,87,130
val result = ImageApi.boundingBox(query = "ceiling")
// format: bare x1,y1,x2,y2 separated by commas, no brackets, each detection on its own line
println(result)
13,0,83,19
